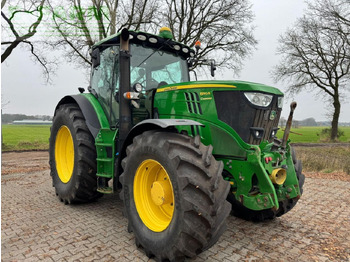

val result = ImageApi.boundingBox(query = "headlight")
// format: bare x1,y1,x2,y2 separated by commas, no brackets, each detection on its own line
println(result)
137,34,147,41
250,127,264,139
244,92,273,107
149,37,158,43
271,128,279,138
173,44,181,51
278,96,284,108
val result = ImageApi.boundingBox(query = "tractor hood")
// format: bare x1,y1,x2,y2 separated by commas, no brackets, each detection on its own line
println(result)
156,80,284,95
154,80,284,147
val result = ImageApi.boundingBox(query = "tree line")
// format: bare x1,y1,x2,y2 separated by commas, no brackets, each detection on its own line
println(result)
2,114,52,124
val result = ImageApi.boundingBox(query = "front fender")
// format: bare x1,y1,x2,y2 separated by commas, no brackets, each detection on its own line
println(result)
133,118,204,129
117,118,204,176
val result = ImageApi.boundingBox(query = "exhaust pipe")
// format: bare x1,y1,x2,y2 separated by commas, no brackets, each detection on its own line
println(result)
118,28,132,152
282,102,297,148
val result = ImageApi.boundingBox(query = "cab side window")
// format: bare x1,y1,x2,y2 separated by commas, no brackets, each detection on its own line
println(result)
91,46,120,127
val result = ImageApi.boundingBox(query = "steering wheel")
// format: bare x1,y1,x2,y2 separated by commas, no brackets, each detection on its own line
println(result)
157,81,168,88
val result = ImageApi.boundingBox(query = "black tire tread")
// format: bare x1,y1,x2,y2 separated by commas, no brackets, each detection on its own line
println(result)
119,131,230,261
49,103,101,204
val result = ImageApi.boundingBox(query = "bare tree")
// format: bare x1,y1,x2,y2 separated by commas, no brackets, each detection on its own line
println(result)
45,0,158,68
3,0,256,79
1,0,48,72
45,0,256,72
163,0,257,72
1,95,10,110
310,0,350,47
273,0,350,141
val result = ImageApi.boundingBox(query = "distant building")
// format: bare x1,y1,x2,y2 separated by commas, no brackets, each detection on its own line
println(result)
12,120,52,125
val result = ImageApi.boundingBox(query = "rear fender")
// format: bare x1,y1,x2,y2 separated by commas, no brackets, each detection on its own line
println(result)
55,94,109,138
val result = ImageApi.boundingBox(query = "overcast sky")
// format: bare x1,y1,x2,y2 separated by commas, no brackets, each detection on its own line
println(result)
1,0,350,122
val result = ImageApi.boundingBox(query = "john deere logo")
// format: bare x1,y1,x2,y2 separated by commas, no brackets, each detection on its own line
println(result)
270,111,276,121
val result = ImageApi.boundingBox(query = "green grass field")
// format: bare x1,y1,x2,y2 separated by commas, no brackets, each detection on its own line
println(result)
2,125,50,151
277,126,350,143
1,124,349,173
2,125,350,152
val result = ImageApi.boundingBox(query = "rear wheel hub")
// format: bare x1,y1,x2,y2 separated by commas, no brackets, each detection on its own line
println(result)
55,125,74,183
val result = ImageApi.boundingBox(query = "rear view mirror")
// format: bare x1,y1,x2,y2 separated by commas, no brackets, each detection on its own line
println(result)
210,60,216,77
91,48,100,68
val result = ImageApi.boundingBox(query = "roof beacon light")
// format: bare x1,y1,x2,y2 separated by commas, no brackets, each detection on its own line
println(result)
195,40,201,54
159,27,173,39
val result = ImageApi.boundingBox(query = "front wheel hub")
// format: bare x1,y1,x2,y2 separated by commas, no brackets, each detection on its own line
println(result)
151,180,172,206
134,159,175,232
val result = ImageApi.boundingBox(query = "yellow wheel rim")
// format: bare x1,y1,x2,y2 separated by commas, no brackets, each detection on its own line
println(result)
134,159,175,232
55,126,74,183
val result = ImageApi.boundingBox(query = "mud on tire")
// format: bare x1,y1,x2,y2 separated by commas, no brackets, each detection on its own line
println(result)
119,130,231,261
49,103,102,204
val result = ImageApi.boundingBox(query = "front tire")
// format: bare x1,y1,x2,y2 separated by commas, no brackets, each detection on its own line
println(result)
49,103,101,204
120,131,231,261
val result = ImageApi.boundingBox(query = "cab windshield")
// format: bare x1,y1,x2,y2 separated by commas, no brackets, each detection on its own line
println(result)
130,44,189,90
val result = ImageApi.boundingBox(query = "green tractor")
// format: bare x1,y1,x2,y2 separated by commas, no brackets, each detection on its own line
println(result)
49,27,304,261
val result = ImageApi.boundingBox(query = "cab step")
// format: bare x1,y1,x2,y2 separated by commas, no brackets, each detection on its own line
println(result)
97,177,113,194
97,186,113,194
95,129,116,179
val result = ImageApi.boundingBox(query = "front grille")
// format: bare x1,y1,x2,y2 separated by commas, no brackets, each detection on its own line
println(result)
250,108,281,144
184,92,202,115
213,91,281,145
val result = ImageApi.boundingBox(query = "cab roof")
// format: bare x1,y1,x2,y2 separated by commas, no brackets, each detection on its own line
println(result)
92,29,195,59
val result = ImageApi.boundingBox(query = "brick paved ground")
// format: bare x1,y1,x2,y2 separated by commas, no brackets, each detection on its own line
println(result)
2,154,350,261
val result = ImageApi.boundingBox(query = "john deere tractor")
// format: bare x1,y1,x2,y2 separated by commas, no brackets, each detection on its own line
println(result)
49,27,304,261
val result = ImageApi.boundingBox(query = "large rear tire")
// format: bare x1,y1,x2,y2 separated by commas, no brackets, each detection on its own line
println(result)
228,146,305,222
49,103,102,204
120,131,231,261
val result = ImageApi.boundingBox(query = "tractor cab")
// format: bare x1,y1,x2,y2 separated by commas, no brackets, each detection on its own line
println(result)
89,27,194,128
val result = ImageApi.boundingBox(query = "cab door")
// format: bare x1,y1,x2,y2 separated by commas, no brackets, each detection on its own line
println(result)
90,46,120,128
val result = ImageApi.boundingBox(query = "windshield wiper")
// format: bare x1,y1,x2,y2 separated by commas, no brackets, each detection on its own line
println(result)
135,39,170,68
